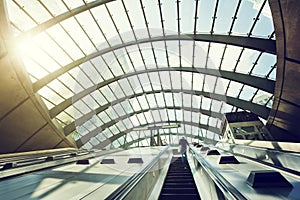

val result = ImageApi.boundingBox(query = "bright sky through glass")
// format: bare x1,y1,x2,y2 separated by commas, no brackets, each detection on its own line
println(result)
6,0,275,149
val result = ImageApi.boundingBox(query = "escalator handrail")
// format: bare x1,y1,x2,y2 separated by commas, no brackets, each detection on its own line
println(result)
190,146,247,200
105,146,170,200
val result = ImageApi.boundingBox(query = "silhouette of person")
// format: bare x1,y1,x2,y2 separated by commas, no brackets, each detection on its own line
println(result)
179,137,188,163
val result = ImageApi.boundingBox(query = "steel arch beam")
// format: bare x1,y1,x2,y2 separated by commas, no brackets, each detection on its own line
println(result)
16,0,276,56
33,35,275,92
17,0,116,41
88,120,220,149
63,89,270,136
72,106,222,146
50,67,275,118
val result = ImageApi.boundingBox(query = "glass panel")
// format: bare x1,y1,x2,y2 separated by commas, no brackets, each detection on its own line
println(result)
196,0,216,33
208,43,226,69
118,79,134,96
236,49,260,74
61,17,96,54
129,98,142,111
136,112,147,125
155,93,165,107
253,90,273,107
184,110,191,122
182,93,192,108
115,103,127,116
173,93,182,107
192,112,200,123
203,75,217,93
200,114,208,125
193,73,204,91
167,41,180,66
227,81,244,98
144,111,154,123
214,0,239,34
221,45,243,71
65,106,81,120
168,109,176,121
76,11,107,50
252,53,276,77
151,110,161,122
164,93,174,107
182,72,193,90
201,97,211,111
116,121,127,132
91,6,121,46
160,0,177,34
239,85,257,101
170,72,181,90
129,75,144,93
251,1,274,38
175,110,183,121
160,110,168,121
153,42,168,67
105,107,118,120
110,82,125,99
97,111,111,124
194,42,209,68
107,0,135,42
141,46,156,69
211,99,222,112
160,72,172,90
81,62,103,84
209,117,218,127
48,79,72,99
38,87,64,105
69,68,93,89
90,57,112,80
40,0,68,17
192,95,201,109
34,32,72,66
47,25,85,60
232,0,263,36
180,0,196,34
124,0,148,39
129,115,140,127
146,94,157,109
15,0,52,23
90,90,108,106
215,78,229,95
149,72,162,90
100,85,116,102
137,95,149,110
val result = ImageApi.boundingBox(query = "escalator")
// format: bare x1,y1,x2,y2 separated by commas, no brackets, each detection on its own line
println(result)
159,156,201,200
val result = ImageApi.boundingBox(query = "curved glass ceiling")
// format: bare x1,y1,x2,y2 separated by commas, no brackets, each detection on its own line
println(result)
7,0,276,150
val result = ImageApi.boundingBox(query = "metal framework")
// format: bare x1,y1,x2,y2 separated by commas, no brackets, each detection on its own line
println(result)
64,89,270,135
7,0,276,148
120,132,206,149
91,120,220,149
33,35,275,92
49,67,275,118
72,106,223,147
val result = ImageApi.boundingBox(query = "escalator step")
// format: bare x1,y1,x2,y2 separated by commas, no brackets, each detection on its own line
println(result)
164,182,196,188
161,187,198,194
159,157,200,200
159,194,200,200
164,178,194,183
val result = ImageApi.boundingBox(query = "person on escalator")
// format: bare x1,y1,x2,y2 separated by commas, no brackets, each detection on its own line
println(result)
178,137,188,163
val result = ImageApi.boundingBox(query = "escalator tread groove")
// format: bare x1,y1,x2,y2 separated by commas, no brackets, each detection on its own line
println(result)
158,157,201,200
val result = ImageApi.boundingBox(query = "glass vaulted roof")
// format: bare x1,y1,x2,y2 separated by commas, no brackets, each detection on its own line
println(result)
6,0,276,150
